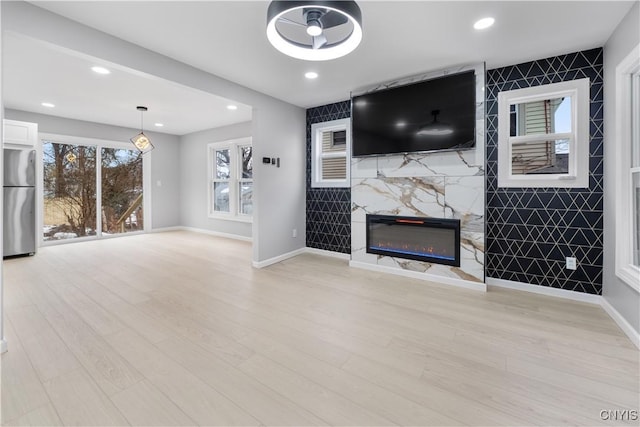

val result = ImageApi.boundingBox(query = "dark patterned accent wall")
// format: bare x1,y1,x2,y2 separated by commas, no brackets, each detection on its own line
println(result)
306,101,352,254
485,48,604,294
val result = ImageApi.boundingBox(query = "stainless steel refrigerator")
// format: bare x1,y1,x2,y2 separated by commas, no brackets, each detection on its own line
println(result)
3,148,36,257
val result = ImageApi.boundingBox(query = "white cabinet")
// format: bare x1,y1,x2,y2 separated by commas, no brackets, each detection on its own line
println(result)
3,120,38,148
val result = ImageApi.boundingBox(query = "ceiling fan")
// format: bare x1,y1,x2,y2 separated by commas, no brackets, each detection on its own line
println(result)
277,8,349,50
266,1,363,61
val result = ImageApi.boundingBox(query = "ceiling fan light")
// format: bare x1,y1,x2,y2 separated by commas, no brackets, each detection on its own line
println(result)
266,1,363,61
306,21,323,36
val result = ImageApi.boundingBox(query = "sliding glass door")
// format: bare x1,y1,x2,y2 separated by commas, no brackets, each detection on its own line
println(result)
43,142,97,241
101,147,144,235
42,138,145,243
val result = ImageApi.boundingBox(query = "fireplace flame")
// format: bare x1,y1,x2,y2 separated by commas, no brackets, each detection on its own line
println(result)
373,241,449,257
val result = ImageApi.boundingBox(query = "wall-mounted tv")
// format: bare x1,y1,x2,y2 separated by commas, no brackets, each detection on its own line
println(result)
351,70,477,157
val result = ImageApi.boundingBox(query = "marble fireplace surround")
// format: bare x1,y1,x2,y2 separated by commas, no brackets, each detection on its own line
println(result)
349,64,486,291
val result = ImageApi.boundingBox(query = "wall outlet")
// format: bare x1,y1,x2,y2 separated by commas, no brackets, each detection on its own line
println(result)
292,228,297,238
566,257,577,270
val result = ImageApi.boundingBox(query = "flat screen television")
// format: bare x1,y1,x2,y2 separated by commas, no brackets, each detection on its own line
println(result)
351,70,476,157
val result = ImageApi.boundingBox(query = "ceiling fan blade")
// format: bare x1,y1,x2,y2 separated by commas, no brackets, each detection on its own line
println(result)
277,17,307,28
319,10,349,29
312,33,328,49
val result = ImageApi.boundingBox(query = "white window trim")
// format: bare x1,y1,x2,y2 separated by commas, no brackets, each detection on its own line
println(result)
311,118,351,188
207,137,252,223
497,78,590,188
615,44,640,292
38,133,151,247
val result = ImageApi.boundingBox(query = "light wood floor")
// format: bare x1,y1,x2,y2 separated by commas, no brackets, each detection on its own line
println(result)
1,231,638,426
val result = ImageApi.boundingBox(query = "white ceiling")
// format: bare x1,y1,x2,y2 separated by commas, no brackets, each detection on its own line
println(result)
3,1,635,135
2,32,252,136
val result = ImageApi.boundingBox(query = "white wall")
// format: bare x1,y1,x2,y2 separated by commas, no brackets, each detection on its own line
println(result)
180,121,252,238
252,105,307,262
2,1,307,264
4,109,181,229
603,2,640,336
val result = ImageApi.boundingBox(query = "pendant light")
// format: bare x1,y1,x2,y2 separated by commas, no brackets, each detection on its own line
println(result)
130,106,154,153
266,1,363,61
65,151,77,164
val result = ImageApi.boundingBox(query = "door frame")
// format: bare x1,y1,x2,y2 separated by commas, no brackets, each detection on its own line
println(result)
38,133,151,247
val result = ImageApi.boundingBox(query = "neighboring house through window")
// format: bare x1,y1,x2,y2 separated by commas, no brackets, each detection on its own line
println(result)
498,78,590,188
311,118,351,188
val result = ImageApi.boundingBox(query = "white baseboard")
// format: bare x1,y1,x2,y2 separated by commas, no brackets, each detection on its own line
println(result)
486,277,602,304
487,277,639,350
305,247,351,260
171,226,252,242
349,260,487,292
0,339,7,354
600,297,640,350
149,226,183,233
253,248,307,269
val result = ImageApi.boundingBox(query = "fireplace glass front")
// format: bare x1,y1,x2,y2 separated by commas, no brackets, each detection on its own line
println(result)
366,215,461,267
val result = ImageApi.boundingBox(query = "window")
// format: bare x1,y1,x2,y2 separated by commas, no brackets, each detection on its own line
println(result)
497,78,590,188
208,138,252,221
311,118,351,188
632,71,640,273
41,134,147,244
43,142,97,241
615,45,640,291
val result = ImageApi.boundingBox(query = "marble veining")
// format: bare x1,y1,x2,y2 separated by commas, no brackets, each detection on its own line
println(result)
352,177,446,223
351,148,485,283
378,151,484,179
444,176,485,234
351,156,378,179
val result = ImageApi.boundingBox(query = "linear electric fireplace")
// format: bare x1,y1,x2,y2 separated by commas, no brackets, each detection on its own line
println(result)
366,215,461,267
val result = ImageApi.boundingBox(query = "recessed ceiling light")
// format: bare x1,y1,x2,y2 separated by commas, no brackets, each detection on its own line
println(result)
396,121,406,128
227,105,238,110
474,17,495,30
154,123,164,127
305,71,319,79
41,102,55,108
91,66,111,75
